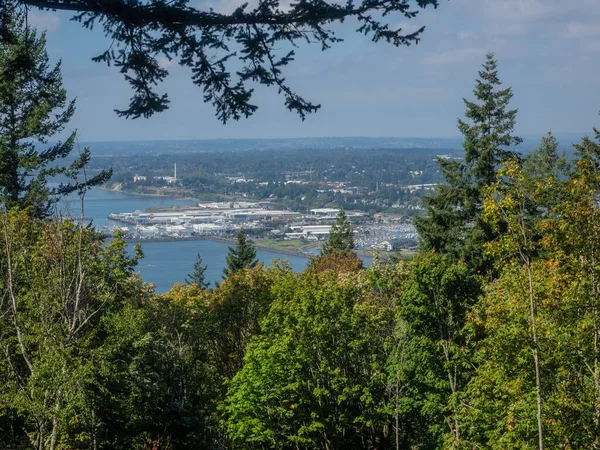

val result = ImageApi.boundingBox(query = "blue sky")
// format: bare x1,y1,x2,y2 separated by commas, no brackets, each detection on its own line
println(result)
28,0,600,141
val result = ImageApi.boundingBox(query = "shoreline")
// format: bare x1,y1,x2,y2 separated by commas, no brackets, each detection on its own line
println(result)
125,235,314,259
205,236,316,258
125,235,378,260
97,185,198,202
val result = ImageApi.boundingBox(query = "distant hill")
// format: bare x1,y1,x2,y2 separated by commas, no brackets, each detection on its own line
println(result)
81,137,464,156
79,134,591,157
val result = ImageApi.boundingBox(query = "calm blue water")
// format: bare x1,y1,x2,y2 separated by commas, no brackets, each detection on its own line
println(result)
59,189,197,228
60,188,371,293
136,239,309,292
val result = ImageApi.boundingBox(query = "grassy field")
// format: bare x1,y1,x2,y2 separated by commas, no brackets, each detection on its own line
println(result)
257,239,417,259
257,239,308,251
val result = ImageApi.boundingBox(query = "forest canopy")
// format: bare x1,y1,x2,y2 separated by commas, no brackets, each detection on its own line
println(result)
3,3,600,448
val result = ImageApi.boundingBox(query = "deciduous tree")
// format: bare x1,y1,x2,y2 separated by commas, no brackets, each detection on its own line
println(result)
0,214,149,449
223,268,393,449
398,253,481,447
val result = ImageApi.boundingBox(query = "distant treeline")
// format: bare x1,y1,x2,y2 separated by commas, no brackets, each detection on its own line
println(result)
76,133,587,156
78,137,466,155
91,147,441,186
88,148,443,213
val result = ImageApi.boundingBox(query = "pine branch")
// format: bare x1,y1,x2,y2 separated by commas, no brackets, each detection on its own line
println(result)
18,0,441,120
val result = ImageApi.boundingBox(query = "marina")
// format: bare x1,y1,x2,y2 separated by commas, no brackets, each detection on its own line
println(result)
103,200,417,250
106,202,301,239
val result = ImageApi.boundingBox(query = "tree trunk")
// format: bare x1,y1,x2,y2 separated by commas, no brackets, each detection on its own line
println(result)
395,376,399,450
526,262,544,450
49,390,62,450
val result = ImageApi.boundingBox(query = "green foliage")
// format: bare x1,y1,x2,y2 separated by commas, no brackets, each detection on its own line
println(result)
223,268,395,449
404,51,523,447
211,266,280,378
0,4,111,218
130,283,225,449
398,253,482,447
186,252,209,289
134,265,280,448
308,250,364,274
224,229,258,277
461,128,600,448
0,209,151,449
321,207,355,256
461,261,566,448
458,54,522,188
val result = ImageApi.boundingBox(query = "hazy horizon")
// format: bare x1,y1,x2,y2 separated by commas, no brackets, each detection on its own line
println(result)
77,131,590,144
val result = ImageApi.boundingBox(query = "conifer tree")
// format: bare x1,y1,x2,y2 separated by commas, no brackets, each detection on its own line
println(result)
0,3,111,218
415,53,521,270
186,252,209,289
223,229,258,277
321,207,355,256
523,132,568,216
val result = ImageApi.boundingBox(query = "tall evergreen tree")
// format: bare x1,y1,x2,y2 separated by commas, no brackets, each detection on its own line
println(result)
223,229,258,277
186,252,209,289
415,52,521,271
0,3,110,218
321,207,355,256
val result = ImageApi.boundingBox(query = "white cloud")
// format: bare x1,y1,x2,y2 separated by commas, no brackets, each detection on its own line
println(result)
459,31,474,41
27,10,60,32
456,0,600,37
157,57,174,68
393,21,423,35
197,0,292,15
488,22,527,36
564,22,600,38
582,40,600,52
482,0,549,22
422,47,486,65
197,0,253,15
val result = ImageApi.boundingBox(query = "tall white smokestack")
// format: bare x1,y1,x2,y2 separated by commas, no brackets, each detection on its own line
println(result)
174,163,177,180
